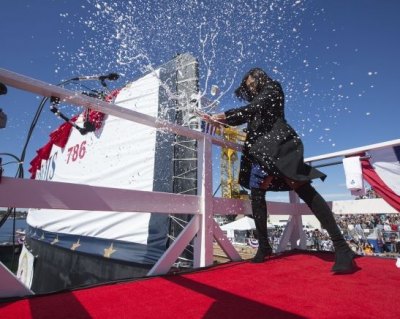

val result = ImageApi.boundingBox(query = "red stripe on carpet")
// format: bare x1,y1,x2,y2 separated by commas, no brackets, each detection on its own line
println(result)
1,251,399,319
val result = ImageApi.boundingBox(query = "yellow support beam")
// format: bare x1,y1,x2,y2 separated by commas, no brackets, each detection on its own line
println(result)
218,127,246,199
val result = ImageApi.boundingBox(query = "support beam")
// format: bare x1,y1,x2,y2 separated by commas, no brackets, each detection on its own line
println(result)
288,191,306,250
305,138,400,163
148,216,199,276
212,220,241,261
0,177,200,214
193,137,214,268
0,262,33,298
276,214,295,253
276,191,306,252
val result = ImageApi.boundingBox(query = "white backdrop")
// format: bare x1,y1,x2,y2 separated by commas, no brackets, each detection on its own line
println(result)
28,70,161,244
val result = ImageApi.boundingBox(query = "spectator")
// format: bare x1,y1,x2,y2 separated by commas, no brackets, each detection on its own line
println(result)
383,222,392,232
390,233,398,253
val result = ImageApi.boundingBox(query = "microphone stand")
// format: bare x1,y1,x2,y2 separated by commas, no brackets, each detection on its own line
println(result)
48,74,118,135
49,96,96,135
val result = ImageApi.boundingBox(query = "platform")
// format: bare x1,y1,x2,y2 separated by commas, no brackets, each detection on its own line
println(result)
1,251,399,319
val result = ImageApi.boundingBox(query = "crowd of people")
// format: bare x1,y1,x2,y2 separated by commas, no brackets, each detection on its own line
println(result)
258,213,400,256
303,213,400,256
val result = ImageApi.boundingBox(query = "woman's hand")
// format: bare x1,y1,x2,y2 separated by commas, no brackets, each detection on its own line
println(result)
203,113,226,126
212,113,226,122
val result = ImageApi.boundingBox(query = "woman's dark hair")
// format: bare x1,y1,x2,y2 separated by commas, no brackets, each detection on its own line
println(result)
234,68,272,101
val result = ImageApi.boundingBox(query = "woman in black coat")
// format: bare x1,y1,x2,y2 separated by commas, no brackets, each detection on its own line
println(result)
204,68,357,273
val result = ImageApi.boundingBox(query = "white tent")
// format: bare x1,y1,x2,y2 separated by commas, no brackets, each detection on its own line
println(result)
220,216,275,231
220,216,256,231
220,217,275,245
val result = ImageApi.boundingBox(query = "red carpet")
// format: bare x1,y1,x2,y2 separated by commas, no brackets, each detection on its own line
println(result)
1,251,399,319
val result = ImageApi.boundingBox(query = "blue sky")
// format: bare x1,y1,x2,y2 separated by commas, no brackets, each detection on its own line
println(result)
1,0,399,201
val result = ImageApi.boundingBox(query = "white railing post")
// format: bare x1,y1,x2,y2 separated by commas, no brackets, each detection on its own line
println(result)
288,190,306,249
193,135,214,267
147,216,199,276
276,190,306,252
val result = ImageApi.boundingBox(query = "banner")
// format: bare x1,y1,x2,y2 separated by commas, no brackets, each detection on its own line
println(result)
369,146,400,196
17,245,35,288
361,145,400,212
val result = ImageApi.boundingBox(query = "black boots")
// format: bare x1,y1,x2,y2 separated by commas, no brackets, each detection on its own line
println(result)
252,245,273,263
251,188,273,263
249,183,358,272
331,248,357,273
295,183,358,274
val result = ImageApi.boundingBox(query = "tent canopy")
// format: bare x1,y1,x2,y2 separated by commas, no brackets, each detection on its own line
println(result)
220,216,274,231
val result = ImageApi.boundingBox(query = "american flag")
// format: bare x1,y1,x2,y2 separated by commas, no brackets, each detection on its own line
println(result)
194,109,222,136
201,120,218,135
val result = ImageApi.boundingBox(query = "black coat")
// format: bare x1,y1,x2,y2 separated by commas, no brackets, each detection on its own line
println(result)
224,80,326,191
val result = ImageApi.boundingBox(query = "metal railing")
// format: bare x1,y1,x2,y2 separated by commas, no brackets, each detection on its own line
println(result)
0,68,399,277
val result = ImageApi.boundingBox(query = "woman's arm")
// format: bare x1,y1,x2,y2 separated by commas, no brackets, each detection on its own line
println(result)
224,82,284,126
224,104,253,126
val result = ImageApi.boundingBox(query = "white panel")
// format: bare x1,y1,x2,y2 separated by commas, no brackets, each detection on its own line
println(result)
343,156,364,190
28,71,161,244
